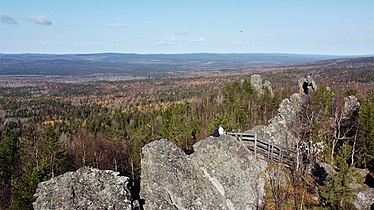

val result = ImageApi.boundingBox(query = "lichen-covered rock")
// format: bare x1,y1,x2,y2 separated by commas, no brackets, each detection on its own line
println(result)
250,74,263,94
353,188,374,210
140,139,209,210
250,74,274,97
33,167,132,210
140,136,268,210
349,168,372,210
263,80,274,97
192,137,268,209
342,96,360,119
249,92,304,147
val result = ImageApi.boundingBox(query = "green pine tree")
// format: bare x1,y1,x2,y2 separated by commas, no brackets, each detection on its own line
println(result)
0,126,20,209
8,126,50,210
37,125,65,178
357,89,374,168
319,144,356,209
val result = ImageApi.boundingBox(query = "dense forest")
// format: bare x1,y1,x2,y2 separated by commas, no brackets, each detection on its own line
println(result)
0,71,373,209
0,53,343,75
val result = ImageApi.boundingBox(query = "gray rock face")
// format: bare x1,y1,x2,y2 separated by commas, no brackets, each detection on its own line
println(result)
298,76,317,94
263,80,274,97
249,92,304,147
250,74,263,94
33,167,132,210
250,74,274,97
350,168,372,210
353,188,374,210
342,96,360,119
140,137,268,210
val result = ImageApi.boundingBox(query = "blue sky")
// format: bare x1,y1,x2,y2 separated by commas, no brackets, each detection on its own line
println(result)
0,0,373,55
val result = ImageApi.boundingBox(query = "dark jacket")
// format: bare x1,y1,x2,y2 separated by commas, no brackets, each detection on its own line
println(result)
212,127,220,137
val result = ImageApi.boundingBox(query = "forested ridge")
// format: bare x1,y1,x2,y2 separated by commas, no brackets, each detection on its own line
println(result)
0,73,373,209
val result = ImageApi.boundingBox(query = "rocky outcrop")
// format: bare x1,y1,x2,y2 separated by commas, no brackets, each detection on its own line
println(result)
140,136,268,210
349,168,373,210
250,74,274,97
342,96,360,119
248,75,311,147
33,167,133,210
248,92,304,147
250,74,263,94
298,75,317,94
263,80,273,96
353,188,374,210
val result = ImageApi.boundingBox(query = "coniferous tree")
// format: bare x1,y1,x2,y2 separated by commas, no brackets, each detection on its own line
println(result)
38,125,65,178
357,89,374,168
0,126,20,209
8,126,50,210
319,144,356,209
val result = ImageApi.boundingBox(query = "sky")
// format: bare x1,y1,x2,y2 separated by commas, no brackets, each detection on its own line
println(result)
0,0,373,55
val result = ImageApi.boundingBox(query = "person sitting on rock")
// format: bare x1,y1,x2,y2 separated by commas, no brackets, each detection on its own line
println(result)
211,127,220,137
218,126,225,136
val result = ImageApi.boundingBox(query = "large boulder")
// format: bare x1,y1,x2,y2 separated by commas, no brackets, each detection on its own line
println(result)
342,95,360,119
250,74,274,97
250,74,263,94
33,167,133,210
263,80,274,97
353,188,374,210
248,92,304,148
140,136,268,209
348,168,372,210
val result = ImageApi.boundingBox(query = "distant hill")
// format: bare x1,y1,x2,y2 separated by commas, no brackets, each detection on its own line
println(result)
261,56,374,86
0,53,355,76
306,56,374,68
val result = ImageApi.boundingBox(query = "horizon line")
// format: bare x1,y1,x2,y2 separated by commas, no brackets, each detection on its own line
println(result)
1,51,373,57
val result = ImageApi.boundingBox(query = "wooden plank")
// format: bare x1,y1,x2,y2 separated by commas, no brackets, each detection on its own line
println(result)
227,132,255,138
229,132,296,154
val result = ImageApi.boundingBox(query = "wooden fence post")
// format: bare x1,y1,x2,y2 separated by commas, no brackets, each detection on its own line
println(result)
280,149,283,164
226,132,295,167
270,144,273,161
254,133,257,157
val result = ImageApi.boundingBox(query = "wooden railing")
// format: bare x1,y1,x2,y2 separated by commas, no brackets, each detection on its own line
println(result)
227,132,296,167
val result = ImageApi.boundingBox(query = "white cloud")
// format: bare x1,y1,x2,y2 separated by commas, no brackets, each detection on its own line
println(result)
107,23,128,28
176,31,189,35
150,38,178,46
114,38,129,43
24,15,52,25
0,13,17,25
227,41,241,45
189,38,204,43
40,42,47,47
